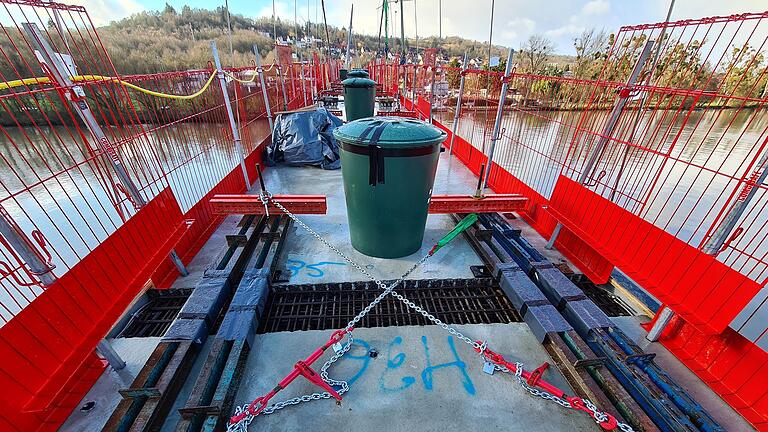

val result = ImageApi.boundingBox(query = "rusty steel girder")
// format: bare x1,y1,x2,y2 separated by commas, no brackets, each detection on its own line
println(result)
210,194,526,216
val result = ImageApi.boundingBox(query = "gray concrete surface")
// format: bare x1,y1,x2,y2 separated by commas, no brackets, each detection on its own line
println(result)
61,337,162,431
612,316,754,431
263,151,484,285
233,324,599,432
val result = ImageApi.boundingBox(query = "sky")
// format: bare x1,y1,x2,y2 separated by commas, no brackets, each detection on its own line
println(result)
76,0,767,55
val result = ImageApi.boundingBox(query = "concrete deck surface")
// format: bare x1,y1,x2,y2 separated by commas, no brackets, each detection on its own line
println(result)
233,323,599,432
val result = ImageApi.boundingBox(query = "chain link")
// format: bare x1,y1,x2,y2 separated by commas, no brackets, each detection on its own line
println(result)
228,192,634,432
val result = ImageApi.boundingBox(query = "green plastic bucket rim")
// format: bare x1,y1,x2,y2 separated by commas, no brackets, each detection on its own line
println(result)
333,116,447,148
348,69,370,78
342,77,376,88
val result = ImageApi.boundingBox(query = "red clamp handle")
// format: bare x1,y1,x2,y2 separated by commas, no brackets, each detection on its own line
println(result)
526,362,549,387
295,360,342,401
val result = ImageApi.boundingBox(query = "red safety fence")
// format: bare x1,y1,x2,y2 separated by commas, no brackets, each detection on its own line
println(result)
0,1,328,429
1,0,767,429
395,11,768,429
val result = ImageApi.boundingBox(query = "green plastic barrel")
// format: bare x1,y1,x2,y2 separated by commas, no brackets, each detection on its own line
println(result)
333,117,447,258
342,76,376,121
339,68,349,80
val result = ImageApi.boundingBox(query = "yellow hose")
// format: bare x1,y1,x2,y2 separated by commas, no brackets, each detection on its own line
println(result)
222,63,279,84
223,70,257,84
0,70,218,100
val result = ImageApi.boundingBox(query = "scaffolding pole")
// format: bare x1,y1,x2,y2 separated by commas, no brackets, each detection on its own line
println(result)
212,41,251,191
449,52,468,156
480,48,514,191
22,22,188,279
254,45,275,132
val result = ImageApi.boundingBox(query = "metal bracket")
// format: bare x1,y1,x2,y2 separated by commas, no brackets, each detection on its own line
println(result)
573,357,606,370
119,388,162,399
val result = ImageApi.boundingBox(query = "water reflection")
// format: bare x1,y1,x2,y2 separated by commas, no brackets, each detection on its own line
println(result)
437,107,768,279
0,119,270,277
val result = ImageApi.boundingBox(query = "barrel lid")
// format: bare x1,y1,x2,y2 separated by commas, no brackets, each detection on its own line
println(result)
348,69,370,78
342,77,376,88
333,117,447,148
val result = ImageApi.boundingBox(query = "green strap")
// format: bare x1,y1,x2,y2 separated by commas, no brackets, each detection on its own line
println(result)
430,213,478,254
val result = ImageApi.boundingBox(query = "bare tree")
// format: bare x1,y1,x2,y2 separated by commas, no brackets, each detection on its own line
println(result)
574,28,608,77
520,34,555,74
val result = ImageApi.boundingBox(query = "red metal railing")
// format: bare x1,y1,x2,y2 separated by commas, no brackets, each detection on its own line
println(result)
1,0,766,429
0,1,334,429
392,11,768,429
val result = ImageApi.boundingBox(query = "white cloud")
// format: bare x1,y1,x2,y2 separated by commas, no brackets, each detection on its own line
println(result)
582,0,610,16
545,23,585,38
70,0,144,26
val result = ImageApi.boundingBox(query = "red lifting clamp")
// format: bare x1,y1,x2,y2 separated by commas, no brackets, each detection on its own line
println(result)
474,342,566,398
475,341,621,431
230,328,351,424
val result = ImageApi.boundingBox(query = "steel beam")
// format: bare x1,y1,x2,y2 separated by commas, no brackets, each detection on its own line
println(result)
428,194,527,214
210,194,327,215
210,194,525,216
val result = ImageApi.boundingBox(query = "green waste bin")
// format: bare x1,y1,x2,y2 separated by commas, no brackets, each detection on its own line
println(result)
333,117,447,258
342,76,376,121
339,68,349,80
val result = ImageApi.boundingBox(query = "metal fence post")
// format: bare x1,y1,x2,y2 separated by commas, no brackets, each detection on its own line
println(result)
545,39,654,250
299,56,308,106
309,57,317,103
480,48,514,191
449,52,468,155
276,65,289,110
702,146,768,255
253,45,275,132
646,305,675,342
212,41,251,191
344,4,354,69
412,64,417,110
428,65,437,123
23,23,188,278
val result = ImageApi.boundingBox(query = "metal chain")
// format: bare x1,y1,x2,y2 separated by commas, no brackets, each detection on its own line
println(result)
229,191,634,432
507,361,634,431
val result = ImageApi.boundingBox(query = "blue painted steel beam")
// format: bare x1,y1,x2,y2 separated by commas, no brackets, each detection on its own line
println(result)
477,212,724,432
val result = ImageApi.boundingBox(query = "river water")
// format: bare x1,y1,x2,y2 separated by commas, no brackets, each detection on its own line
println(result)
1,109,766,318
436,106,768,280
0,120,269,319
